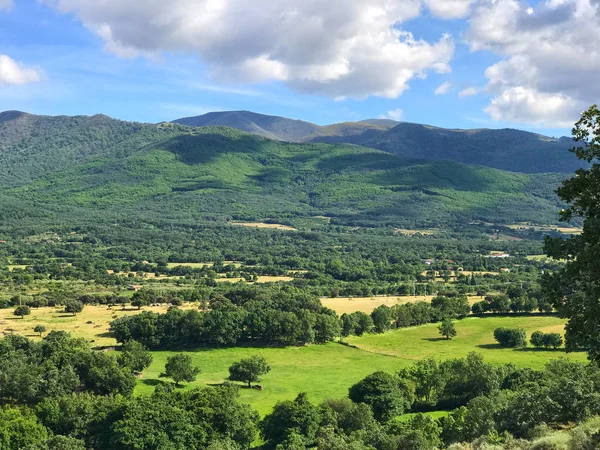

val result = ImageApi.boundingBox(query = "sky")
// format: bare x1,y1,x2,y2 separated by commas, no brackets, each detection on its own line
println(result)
0,0,598,137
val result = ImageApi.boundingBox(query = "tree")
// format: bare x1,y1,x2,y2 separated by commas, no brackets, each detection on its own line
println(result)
530,331,545,348
542,332,563,349
118,340,153,372
349,371,413,422
14,305,30,319
543,105,600,361
0,405,48,450
438,318,457,340
64,300,84,316
371,305,392,333
160,354,200,386
228,355,271,388
261,392,321,448
34,324,47,337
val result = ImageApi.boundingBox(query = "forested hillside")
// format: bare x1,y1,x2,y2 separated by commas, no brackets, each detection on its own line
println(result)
171,110,577,174
0,112,568,229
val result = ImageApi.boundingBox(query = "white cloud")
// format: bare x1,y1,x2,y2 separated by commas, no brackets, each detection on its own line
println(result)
435,81,451,95
468,0,600,127
381,108,404,121
0,55,43,86
0,0,13,11
425,0,474,19
44,0,454,99
458,87,479,97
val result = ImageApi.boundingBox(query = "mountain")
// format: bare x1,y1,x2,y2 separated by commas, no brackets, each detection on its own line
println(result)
0,111,567,230
172,110,577,174
360,123,577,174
173,110,321,142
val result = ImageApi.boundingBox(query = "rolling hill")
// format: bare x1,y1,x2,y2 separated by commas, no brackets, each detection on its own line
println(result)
0,111,568,230
173,110,577,174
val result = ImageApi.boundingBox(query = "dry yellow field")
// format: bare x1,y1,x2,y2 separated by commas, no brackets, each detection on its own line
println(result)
506,223,582,235
321,295,484,315
216,275,295,283
166,261,242,268
230,222,297,231
0,304,196,347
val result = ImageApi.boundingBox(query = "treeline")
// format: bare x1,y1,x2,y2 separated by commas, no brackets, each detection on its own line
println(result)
110,291,341,348
259,355,600,449
109,290,477,349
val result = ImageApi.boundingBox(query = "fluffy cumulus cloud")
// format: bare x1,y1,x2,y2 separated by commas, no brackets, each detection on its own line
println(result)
0,0,13,11
43,0,454,99
0,55,43,86
468,0,600,127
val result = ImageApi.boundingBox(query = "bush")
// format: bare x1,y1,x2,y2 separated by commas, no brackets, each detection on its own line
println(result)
494,328,527,347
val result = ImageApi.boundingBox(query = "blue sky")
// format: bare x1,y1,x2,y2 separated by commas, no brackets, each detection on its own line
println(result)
1,0,597,137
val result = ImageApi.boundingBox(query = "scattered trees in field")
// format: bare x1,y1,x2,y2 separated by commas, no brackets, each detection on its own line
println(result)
160,354,200,386
228,355,271,388
439,318,457,340
33,324,47,337
494,328,527,347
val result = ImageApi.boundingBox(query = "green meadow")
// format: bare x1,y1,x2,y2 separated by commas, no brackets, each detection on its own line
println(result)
136,315,586,415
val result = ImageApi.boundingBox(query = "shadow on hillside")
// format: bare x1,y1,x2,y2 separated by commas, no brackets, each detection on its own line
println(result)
141,379,162,387
163,132,267,165
476,343,504,350
422,337,447,342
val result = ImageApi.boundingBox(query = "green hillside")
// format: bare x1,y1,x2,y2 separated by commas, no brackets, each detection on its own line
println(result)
0,113,566,229
170,110,579,174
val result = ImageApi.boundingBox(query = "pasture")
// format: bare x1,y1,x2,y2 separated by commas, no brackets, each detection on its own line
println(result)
136,315,584,415
0,304,586,416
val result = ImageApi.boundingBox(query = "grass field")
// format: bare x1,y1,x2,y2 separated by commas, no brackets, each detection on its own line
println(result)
321,295,483,314
135,315,584,415
344,315,585,367
0,304,587,416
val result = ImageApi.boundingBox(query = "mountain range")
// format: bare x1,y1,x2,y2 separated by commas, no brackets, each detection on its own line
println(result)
0,109,574,230
173,111,577,174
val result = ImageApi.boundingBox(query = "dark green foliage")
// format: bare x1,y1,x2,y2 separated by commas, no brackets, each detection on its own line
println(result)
117,340,153,373
348,371,414,421
531,331,563,349
371,305,392,333
543,105,600,362
64,300,84,316
14,304,30,318
261,392,321,448
34,325,47,337
228,356,271,388
494,327,528,347
161,354,201,386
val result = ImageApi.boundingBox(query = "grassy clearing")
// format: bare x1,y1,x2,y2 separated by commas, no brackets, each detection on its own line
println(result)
230,222,297,231
135,316,583,415
344,316,586,368
166,261,243,268
393,229,441,236
321,295,483,315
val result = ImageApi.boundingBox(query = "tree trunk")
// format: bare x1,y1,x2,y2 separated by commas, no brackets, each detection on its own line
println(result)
248,381,251,388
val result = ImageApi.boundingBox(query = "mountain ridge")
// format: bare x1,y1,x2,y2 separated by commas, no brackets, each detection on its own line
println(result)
171,110,575,173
